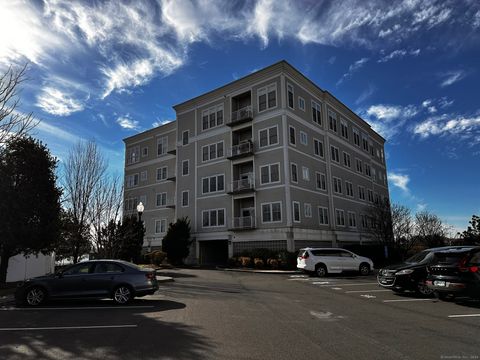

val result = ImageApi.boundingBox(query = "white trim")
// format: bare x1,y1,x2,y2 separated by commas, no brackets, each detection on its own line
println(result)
201,173,225,195
196,158,229,169
287,82,295,110
318,206,329,225
125,135,154,146
257,82,278,113
290,162,298,184
292,201,301,223
201,208,226,228
259,162,281,185
304,203,312,218
181,159,189,176
181,190,189,207
335,208,346,227
288,125,296,146
290,184,329,197
182,130,189,146
154,218,167,234
315,171,327,192
260,201,283,224
258,125,279,149
201,140,225,163
298,96,306,111
300,130,308,146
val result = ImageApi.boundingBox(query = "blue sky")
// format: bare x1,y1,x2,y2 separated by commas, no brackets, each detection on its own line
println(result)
1,0,479,233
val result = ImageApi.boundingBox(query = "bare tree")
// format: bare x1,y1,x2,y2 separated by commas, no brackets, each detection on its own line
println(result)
391,204,416,257
414,210,447,247
61,141,107,263
89,175,123,257
0,64,37,144
365,198,394,246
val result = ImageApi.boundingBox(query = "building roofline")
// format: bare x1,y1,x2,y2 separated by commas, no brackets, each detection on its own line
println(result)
122,120,176,143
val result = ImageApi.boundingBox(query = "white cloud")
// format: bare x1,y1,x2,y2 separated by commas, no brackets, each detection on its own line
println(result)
377,48,420,63
363,104,417,139
413,115,480,139
355,84,376,105
152,119,174,128
36,87,86,116
116,114,139,130
337,57,369,85
440,70,466,87
35,121,81,143
388,172,410,193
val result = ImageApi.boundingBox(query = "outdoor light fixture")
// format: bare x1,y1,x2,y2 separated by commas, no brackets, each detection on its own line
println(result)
136,202,144,222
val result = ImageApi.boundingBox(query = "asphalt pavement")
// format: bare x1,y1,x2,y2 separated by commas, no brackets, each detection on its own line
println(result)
0,269,479,359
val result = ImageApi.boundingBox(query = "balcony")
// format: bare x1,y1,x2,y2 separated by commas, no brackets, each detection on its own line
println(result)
167,148,177,155
227,140,254,160
228,174,255,194
166,198,176,209
227,106,253,127
230,216,256,230
166,175,176,182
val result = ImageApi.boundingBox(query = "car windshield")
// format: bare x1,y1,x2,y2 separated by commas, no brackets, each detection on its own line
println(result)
405,251,430,264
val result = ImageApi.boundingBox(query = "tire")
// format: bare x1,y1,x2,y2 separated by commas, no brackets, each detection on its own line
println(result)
359,263,370,276
25,286,47,306
436,291,455,301
416,282,434,297
315,264,328,277
113,285,133,305
392,288,405,294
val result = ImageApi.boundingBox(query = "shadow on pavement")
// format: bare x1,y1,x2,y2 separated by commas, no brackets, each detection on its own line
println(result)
157,271,198,279
0,300,214,360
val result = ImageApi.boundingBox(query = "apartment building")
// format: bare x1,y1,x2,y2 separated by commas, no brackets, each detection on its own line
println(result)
123,60,389,264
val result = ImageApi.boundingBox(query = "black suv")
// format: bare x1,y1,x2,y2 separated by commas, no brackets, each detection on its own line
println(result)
377,246,475,296
426,246,480,300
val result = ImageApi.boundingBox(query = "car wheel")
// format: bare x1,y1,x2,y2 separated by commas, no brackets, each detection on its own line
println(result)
315,264,328,277
25,286,46,306
113,285,133,305
359,263,370,276
392,288,405,294
416,282,434,297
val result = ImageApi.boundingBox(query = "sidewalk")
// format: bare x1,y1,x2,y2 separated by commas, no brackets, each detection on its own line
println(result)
219,267,299,274
156,276,174,283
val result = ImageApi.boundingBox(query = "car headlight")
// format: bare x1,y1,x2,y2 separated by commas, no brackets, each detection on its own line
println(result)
395,269,414,275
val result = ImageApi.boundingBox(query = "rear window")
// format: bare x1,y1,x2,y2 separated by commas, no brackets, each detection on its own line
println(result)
468,251,480,265
311,250,339,256
432,252,469,265
405,251,431,264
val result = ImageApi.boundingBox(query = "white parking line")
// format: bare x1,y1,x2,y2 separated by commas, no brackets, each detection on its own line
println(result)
0,306,154,311
382,299,432,303
345,289,390,293
319,282,378,287
448,314,480,318
0,325,137,331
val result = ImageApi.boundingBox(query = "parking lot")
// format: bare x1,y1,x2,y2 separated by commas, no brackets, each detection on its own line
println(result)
1,269,479,360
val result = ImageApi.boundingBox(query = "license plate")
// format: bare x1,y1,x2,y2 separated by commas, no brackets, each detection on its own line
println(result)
434,281,446,287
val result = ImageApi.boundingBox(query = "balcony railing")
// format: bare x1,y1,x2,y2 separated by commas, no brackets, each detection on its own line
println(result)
227,105,253,126
231,216,256,230
227,140,254,159
229,174,254,194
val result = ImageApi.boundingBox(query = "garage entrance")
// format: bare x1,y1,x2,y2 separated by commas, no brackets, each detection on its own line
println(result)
199,240,229,265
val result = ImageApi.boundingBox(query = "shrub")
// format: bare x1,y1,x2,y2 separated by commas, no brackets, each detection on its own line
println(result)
254,258,264,269
277,250,298,270
239,256,252,267
267,258,279,269
150,250,167,266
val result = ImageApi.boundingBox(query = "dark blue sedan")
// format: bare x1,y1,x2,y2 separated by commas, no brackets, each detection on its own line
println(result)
15,260,159,306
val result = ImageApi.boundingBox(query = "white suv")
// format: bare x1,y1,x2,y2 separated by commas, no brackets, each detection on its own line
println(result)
297,248,374,277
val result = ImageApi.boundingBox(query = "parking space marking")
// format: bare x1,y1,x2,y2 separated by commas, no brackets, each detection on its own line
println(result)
382,299,433,303
287,278,310,281
345,289,390,293
0,306,155,311
312,281,331,285
360,295,376,299
318,282,378,287
331,287,343,290
448,314,480,318
0,325,138,331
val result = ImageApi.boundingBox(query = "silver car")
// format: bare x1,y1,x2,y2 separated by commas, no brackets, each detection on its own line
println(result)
15,260,159,306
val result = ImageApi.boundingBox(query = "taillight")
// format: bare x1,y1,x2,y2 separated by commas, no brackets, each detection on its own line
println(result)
145,273,155,280
469,266,478,273
459,256,469,272
302,254,309,260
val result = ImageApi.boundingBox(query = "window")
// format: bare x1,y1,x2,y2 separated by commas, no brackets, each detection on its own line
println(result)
182,160,189,176
374,192,379,204
353,128,360,146
331,145,340,163
293,201,301,222
289,126,296,145
348,212,357,227
140,171,147,181
182,191,189,207
370,142,375,156
302,166,310,181
291,163,298,183
372,168,376,181
298,97,305,111
312,101,322,125
182,130,189,145
258,84,277,112
259,126,278,148
365,163,371,177
125,174,139,188
356,159,363,173
156,167,167,181
316,172,326,191
202,209,225,227
335,209,345,226
345,181,354,197
139,195,146,207
287,83,294,109
124,198,138,211
202,105,224,130
340,119,349,139
155,219,167,234
262,202,282,223
260,164,280,184
360,214,368,228
328,110,337,132
142,147,148,157
343,152,351,168
300,131,308,145
64,263,92,275
202,141,224,162
333,177,342,194
362,136,369,151
304,203,312,218
126,146,140,165
156,193,167,207
318,207,329,225
358,186,366,200
367,189,374,203
202,174,225,194
157,136,168,156
95,263,124,273
314,139,324,157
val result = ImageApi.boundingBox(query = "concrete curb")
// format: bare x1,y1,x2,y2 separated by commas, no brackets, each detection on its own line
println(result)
218,267,300,274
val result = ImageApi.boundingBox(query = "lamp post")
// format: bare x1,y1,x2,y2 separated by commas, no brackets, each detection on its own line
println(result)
136,202,144,222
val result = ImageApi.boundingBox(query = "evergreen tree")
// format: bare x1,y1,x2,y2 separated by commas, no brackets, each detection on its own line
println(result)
0,137,61,285
162,217,192,265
